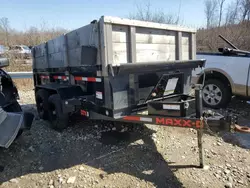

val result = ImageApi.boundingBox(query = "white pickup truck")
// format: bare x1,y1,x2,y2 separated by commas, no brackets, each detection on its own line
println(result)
193,36,250,109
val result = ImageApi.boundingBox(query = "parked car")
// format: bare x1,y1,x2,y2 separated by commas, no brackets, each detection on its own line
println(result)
192,35,250,109
0,45,8,57
7,45,32,59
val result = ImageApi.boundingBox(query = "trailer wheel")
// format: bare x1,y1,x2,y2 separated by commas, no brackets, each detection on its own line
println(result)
35,89,49,120
48,94,69,131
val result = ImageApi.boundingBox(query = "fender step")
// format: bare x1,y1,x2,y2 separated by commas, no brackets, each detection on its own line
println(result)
0,108,24,148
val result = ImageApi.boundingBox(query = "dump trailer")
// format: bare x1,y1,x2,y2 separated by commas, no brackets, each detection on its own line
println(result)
32,16,238,167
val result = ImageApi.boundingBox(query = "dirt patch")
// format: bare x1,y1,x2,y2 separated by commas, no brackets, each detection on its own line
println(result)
0,91,249,188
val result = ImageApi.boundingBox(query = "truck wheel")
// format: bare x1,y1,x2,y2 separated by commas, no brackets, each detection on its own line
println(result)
48,94,69,131
202,79,231,109
35,89,49,120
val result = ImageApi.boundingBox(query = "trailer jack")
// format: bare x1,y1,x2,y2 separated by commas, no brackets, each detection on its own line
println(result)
194,84,250,168
196,116,249,169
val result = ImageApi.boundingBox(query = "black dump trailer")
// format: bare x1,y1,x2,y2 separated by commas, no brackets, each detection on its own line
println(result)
32,16,236,167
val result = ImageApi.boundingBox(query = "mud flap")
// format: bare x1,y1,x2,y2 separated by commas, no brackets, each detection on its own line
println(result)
21,112,34,130
0,108,29,148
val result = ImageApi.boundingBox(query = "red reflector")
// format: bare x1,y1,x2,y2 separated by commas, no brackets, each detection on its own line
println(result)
75,77,82,81
80,110,88,116
87,77,96,82
123,116,140,121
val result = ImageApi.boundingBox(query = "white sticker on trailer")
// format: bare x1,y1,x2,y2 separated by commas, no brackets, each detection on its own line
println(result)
164,78,179,95
163,104,180,110
96,91,103,99
140,117,152,122
95,78,102,82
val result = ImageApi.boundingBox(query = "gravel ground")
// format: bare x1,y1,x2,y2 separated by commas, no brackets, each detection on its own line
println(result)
0,90,250,188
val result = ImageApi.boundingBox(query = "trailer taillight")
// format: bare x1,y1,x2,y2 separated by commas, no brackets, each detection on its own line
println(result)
74,76,101,82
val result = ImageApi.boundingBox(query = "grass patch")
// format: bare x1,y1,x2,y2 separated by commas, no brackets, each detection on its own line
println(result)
13,78,34,91
2,56,32,72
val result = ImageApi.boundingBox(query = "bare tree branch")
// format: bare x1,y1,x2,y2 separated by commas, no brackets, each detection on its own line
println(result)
204,0,218,28
129,1,180,24
225,0,241,25
218,0,226,26
239,0,250,21
0,17,10,46
0,17,67,47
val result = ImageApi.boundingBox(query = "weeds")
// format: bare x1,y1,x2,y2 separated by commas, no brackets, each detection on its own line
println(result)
13,78,34,91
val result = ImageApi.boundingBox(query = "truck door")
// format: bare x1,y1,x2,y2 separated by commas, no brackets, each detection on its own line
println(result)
221,55,250,97
225,56,250,97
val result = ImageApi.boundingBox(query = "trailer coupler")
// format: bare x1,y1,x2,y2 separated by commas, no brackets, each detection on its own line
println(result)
204,110,250,134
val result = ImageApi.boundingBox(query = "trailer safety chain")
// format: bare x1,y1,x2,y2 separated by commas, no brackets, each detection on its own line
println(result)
203,117,218,136
200,116,204,128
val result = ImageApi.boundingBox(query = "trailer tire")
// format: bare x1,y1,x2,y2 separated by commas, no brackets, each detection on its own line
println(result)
35,89,49,120
48,94,69,131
